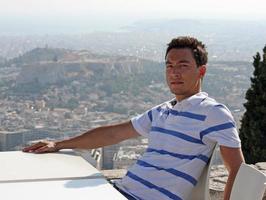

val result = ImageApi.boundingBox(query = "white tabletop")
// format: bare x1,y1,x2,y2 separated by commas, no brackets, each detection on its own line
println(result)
0,178,127,200
0,150,102,182
0,150,127,199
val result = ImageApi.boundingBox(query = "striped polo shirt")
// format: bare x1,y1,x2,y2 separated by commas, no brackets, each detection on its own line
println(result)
116,92,241,200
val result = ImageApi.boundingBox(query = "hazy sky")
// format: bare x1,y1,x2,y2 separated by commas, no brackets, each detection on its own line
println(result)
1,0,266,18
1,0,266,34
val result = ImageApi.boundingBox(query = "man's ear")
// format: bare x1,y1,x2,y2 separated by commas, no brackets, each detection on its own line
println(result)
199,65,206,78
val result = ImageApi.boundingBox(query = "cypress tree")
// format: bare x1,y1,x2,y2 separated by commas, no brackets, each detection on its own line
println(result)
239,45,266,164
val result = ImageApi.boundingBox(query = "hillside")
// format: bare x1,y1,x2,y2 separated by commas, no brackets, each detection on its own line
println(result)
13,48,161,86
1,48,253,124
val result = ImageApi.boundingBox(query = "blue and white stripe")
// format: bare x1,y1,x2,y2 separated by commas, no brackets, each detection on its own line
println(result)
116,92,241,200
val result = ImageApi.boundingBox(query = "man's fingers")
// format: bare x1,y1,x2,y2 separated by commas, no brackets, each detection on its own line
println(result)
34,145,51,153
22,142,46,152
22,140,59,153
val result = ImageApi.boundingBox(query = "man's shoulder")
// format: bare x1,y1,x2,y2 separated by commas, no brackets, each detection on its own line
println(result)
201,96,226,108
200,97,234,123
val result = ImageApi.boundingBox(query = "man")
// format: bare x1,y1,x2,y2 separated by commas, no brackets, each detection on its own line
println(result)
23,36,244,200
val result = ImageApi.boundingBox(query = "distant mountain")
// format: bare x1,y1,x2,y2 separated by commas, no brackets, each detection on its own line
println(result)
123,19,202,32
125,19,266,35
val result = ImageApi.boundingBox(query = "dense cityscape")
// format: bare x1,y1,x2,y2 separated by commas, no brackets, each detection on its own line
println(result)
0,18,265,170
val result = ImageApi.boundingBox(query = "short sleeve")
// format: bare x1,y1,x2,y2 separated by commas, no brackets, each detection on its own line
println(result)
131,107,156,137
200,104,241,148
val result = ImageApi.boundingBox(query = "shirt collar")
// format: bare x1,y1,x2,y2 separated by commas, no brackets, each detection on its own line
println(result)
173,92,208,107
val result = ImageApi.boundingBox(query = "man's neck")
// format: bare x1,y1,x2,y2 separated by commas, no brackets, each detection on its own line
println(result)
175,91,202,102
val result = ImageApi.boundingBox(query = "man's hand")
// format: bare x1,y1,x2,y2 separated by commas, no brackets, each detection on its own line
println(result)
22,140,59,153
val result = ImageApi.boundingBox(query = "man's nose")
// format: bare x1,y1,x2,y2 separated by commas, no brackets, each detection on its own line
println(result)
172,66,182,74
171,69,182,78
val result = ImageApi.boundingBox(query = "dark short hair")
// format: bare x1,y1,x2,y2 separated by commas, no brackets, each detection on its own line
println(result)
165,36,208,66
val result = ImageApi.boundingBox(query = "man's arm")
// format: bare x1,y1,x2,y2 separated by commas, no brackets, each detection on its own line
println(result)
220,146,245,200
22,121,140,153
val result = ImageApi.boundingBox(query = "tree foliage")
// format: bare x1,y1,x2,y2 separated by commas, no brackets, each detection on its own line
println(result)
239,45,266,164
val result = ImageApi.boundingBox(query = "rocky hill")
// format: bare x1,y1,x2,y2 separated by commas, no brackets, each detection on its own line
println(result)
14,48,160,86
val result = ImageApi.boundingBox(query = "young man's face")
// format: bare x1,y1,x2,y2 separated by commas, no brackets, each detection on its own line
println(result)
165,48,206,101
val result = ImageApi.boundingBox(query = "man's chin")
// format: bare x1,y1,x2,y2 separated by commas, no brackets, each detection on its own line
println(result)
170,90,185,96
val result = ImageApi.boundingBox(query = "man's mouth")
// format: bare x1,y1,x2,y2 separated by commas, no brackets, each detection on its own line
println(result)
170,81,184,85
